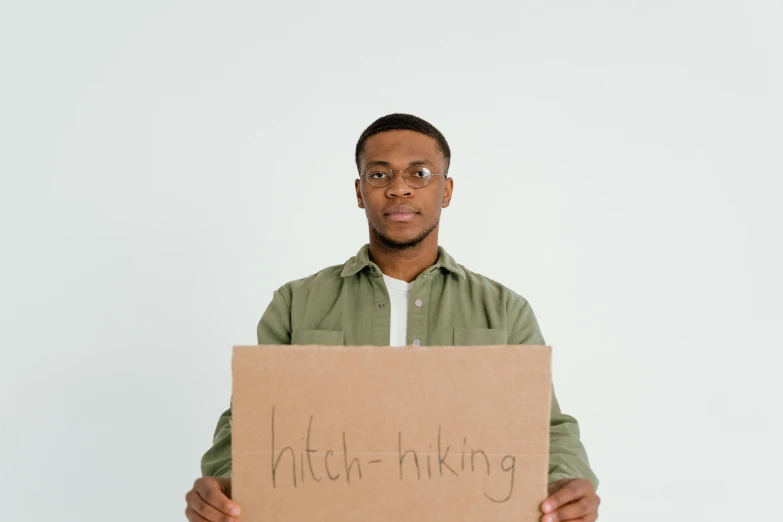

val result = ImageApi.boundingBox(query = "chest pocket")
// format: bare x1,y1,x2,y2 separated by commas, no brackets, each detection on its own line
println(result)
291,329,345,346
453,328,508,346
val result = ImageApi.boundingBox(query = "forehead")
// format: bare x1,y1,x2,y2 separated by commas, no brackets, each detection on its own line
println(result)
360,130,443,165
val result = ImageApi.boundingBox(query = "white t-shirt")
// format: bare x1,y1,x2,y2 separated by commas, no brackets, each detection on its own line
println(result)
382,274,413,347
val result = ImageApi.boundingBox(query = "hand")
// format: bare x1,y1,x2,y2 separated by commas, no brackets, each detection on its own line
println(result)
185,476,241,522
540,478,600,522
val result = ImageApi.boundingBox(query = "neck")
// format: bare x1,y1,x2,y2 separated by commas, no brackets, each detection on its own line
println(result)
368,231,440,283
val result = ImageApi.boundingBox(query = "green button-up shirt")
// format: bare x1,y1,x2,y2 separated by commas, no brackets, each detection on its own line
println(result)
201,244,598,488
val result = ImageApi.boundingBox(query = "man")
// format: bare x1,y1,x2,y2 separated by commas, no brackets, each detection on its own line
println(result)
185,114,600,522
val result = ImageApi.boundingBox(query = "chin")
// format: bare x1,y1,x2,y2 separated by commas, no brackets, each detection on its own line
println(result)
370,222,437,251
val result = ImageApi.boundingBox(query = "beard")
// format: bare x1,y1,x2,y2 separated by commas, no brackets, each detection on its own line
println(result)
369,220,439,251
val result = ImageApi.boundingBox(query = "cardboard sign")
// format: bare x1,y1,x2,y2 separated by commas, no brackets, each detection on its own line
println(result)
232,344,551,522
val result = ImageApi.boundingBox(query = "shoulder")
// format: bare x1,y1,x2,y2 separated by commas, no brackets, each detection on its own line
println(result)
459,264,532,310
275,263,345,302
275,245,372,300
438,245,531,311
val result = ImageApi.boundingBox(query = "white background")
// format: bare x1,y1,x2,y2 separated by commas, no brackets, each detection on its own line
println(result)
1,1,781,521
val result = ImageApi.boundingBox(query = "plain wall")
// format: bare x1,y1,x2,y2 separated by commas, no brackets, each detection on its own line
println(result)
1,1,781,521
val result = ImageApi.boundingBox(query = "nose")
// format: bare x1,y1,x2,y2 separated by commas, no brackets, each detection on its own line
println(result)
385,171,412,198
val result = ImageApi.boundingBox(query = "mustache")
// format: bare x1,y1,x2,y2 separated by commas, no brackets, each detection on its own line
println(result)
383,205,420,214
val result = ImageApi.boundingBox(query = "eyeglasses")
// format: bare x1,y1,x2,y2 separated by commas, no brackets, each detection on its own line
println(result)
360,166,447,189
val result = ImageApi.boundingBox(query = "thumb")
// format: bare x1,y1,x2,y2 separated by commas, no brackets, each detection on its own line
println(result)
215,476,233,499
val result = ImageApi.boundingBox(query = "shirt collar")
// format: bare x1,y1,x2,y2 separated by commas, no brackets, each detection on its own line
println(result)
340,244,467,279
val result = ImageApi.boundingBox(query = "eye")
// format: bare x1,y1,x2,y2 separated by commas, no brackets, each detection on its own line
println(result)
410,167,431,178
368,170,389,180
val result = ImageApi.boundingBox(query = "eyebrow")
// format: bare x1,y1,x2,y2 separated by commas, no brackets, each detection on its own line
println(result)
364,159,431,168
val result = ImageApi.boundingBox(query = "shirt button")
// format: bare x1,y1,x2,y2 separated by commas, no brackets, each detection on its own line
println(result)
378,303,384,308
411,339,421,346
414,299,423,307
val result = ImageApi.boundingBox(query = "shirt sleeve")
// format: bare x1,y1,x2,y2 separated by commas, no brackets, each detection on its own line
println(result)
200,288,292,477
508,296,599,490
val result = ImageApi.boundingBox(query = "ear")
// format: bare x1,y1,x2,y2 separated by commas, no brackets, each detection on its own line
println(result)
355,178,364,208
441,176,454,208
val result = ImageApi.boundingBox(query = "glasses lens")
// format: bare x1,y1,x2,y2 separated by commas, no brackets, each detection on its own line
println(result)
365,167,392,187
405,166,432,188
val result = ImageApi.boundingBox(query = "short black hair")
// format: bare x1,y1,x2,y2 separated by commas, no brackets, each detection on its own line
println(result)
355,113,451,171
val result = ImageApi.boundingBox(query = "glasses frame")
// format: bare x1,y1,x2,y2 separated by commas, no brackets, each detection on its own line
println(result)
360,166,448,189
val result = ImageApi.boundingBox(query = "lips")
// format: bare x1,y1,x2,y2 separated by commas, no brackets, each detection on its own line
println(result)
384,205,419,222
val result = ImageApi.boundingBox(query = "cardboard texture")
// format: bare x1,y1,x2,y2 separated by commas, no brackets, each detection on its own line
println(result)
232,344,551,522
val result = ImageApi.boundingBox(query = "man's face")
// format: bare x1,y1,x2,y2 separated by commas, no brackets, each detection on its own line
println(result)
355,130,453,250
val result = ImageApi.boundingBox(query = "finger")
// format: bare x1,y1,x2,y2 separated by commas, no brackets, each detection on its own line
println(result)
542,496,595,522
193,478,241,518
185,506,208,522
542,479,592,513
588,496,600,521
543,493,600,522
187,488,239,522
